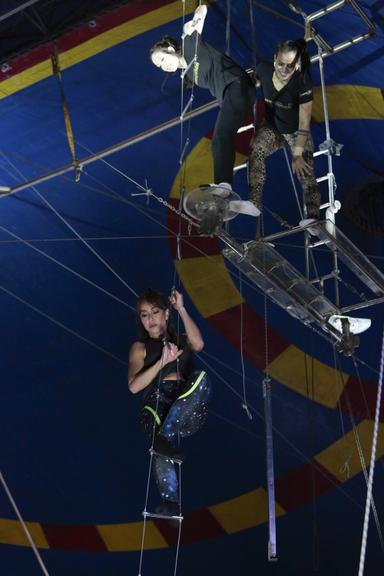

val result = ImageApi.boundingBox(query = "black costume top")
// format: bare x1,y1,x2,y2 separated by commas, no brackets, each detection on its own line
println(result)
139,334,194,402
256,61,313,134
183,32,249,103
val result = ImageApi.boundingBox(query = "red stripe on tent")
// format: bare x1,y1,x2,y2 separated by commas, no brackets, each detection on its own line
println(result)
275,461,339,512
0,0,173,80
41,524,107,552
208,303,289,369
167,201,221,258
154,508,226,545
338,376,383,422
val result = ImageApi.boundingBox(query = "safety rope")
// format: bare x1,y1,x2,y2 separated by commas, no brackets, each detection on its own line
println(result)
51,42,81,182
238,272,252,419
0,470,50,575
139,3,207,571
0,221,136,312
332,347,384,551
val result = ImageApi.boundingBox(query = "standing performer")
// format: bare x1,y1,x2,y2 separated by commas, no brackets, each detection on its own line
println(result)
128,288,211,517
150,4,259,218
248,38,321,232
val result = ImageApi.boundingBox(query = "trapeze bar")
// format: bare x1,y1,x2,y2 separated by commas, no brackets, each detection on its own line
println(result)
263,376,278,561
5,100,219,196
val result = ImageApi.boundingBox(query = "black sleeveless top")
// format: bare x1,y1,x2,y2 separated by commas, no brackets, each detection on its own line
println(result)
139,334,194,401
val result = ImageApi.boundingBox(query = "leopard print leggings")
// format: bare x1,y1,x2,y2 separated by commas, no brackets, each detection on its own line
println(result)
248,124,321,219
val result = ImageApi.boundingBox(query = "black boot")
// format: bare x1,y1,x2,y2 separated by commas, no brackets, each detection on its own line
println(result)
198,204,223,235
152,435,184,462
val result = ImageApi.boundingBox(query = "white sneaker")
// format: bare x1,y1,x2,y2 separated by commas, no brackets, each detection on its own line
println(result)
210,182,232,198
229,200,260,217
328,315,371,335
299,218,318,236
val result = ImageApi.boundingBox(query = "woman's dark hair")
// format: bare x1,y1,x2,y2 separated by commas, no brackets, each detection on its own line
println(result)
150,35,181,59
274,38,312,80
136,288,176,340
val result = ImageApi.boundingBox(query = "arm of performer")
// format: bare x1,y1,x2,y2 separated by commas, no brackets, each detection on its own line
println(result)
291,100,313,178
183,4,208,37
128,341,183,394
170,290,204,352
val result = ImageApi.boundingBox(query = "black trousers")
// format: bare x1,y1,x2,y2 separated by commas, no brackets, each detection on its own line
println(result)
212,76,255,186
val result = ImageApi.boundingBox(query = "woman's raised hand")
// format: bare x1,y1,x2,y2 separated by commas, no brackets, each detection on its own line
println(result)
162,342,183,365
169,289,184,312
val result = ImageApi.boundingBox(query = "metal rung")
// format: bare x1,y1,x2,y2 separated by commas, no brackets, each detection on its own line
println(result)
143,511,183,522
306,0,347,23
316,174,332,183
313,148,330,157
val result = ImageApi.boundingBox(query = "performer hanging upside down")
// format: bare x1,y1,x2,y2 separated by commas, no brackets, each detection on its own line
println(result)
248,38,321,232
128,288,211,517
150,5,258,217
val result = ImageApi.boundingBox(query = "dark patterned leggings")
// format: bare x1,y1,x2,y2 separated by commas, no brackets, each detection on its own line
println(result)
141,371,211,503
248,124,321,218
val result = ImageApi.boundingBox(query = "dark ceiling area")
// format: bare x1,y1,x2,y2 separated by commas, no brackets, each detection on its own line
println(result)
0,0,131,64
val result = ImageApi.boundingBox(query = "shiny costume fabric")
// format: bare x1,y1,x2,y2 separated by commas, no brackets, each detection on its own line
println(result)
141,370,211,503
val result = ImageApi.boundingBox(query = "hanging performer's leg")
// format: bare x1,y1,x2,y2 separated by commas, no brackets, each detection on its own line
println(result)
212,76,254,187
141,373,211,510
160,370,211,442
141,384,181,507
248,124,285,212
283,132,321,220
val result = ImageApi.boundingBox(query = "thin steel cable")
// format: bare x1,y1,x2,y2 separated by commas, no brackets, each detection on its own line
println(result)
0,222,136,312
1,153,139,299
238,272,252,419
0,470,50,575
0,284,127,365
303,348,320,571
33,186,139,297
358,326,384,574
333,348,384,551
225,0,231,55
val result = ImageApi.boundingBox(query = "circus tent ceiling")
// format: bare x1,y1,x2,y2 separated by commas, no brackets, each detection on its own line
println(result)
0,1,383,575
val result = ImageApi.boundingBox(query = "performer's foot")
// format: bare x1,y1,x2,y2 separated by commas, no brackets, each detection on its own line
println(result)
210,182,232,198
153,435,184,462
229,200,260,217
155,501,180,517
328,315,371,335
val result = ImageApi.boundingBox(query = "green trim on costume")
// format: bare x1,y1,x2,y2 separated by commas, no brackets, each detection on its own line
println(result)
143,405,161,426
177,371,206,400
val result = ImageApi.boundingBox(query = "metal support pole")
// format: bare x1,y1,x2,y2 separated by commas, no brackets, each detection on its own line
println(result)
3,100,219,197
0,0,41,24
263,376,278,561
